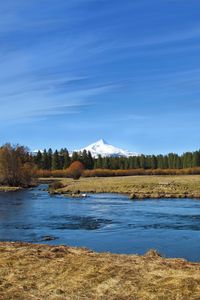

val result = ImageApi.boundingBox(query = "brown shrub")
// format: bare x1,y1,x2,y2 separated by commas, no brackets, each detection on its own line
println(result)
68,161,85,179
36,167,200,178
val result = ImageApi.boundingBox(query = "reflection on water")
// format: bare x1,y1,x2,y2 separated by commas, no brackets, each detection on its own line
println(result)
0,184,200,261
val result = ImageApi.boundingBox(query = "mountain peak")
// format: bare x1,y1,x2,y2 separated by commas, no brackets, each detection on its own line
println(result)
77,139,139,158
95,139,107,145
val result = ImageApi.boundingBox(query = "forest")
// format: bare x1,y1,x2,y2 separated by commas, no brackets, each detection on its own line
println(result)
1,144,200,186
33,148,200,170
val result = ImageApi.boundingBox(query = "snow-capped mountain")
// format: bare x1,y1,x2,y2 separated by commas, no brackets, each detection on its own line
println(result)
31,149,44,156
76,139,139,158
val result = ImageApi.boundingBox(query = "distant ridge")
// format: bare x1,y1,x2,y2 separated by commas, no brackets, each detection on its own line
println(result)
76,139,139,158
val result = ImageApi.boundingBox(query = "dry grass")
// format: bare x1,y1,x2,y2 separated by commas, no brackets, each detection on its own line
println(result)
49,175,200,198
0,242,200,300
0,186,21,192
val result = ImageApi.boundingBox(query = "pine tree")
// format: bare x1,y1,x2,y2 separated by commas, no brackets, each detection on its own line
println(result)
139,155,146,169
34,151,43,169
42,149,49,170
52,150,60,170
192,151,200,167
71,151,79,162
151,155,157,169
81,150,88,167
103,157,110,169
95,155,102,168
47,148,53,170
63,149,71,169
87,151,94,169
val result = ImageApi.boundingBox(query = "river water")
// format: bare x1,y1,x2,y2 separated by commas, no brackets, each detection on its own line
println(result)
0,184,200,261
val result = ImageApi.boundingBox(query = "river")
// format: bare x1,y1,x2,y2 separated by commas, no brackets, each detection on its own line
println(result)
0,184,200,261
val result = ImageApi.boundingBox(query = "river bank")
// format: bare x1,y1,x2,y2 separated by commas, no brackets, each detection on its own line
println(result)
0,182,39,193
0,242,200,300
45,175,200,199
0,186,22,192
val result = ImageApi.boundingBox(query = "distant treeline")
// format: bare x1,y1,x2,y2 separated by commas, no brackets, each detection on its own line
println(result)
33,149,94,170
33,148,200,170
2,144,200,184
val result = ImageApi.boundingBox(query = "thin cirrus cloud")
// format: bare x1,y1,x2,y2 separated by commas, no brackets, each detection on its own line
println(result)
0,83,115,123
0,18,117,124
1,0,200,152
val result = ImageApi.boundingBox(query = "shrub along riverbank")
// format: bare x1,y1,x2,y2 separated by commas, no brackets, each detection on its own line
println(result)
0,144,36,188
47,175,200,199
37,166,200,178
0,242,200,300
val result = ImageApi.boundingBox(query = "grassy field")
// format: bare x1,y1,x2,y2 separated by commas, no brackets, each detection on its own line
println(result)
0,242,200,300
47,175,200,199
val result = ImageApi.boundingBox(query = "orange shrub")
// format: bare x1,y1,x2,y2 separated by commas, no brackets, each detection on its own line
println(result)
68,161,85,179
83,167,200,177
36,167,200,178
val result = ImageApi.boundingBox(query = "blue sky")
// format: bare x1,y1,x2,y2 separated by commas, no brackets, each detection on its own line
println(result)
1,0,200,154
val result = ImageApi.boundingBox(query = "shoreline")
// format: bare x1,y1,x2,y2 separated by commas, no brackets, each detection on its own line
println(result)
51,188,200,199
51,190,200,199
2,174,200,199
0,186,22,192
46,175,200,199
0,182,38,193
0,241,200,299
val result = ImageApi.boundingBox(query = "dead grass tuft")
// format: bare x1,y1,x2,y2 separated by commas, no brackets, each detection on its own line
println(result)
0,242,200,299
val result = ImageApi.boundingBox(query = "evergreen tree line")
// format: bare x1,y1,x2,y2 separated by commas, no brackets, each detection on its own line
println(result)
33,149,94,170
94,152,200,169
33,149,200,170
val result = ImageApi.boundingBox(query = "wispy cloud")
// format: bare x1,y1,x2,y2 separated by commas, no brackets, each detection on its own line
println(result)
0,82,116,123
0,1,120,124
1,0,200,152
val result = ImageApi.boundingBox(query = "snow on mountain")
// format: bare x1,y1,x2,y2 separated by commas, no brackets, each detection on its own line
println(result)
76,139,139,158
31,149,44,156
